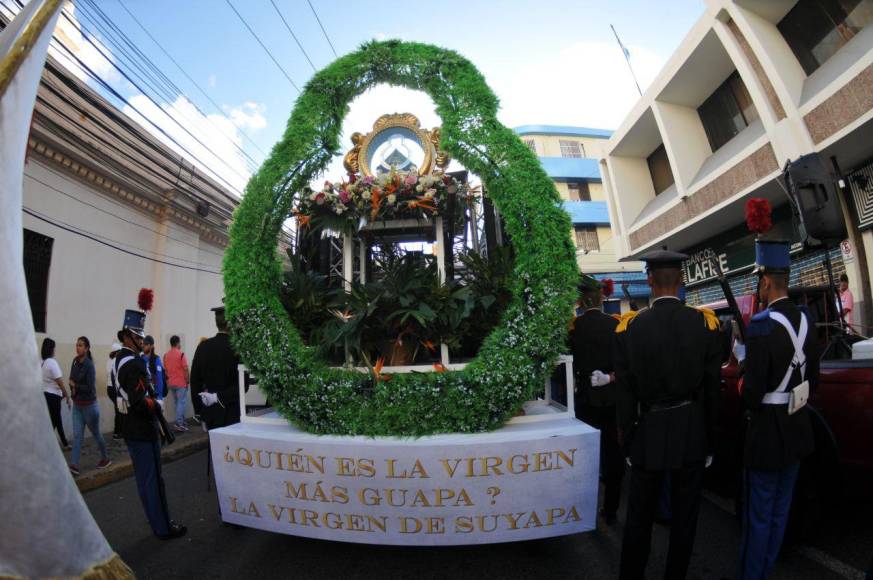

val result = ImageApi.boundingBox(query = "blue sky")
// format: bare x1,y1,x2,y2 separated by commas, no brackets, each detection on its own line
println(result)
43,0,705,192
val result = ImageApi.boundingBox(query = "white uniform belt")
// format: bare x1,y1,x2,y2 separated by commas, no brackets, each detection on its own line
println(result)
761,392,790,405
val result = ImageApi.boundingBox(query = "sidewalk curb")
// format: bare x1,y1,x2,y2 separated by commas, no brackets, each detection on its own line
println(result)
76,434,209,493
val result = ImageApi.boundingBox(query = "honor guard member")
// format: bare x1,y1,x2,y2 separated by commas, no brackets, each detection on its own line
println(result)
571,274,623,524
736,239,818,580
615,249,721,580
190,305,241,429
116,309,186,540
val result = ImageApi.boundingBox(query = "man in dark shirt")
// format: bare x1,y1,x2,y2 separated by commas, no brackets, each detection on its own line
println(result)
115,309,186,540
190,305,242,429
571,274,623,523
615,250,721,580
736,239,818,579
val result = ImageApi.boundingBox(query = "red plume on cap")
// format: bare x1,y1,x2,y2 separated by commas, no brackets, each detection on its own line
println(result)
601,278,615,298
745,198,772,234
138,288,154,312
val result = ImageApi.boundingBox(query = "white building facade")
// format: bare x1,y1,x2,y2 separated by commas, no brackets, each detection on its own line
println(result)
602,0,873,327
24,56,242,434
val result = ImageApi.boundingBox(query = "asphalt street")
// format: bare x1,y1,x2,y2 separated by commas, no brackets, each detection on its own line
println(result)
84,449,869,579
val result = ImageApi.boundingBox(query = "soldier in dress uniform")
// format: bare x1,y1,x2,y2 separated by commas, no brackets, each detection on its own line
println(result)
735,239,818,580
571,274,623,524
115,309,186,540
615,249,722,580
190,305,241,430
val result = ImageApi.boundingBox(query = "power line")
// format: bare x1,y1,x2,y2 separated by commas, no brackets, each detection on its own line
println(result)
306,0,338,59
56,9,251,189
224,0,301,92
100,0,270,160
24,169,226,259
72,0,260,173
268,0,317,72
114,0,268,158
23,207,222,274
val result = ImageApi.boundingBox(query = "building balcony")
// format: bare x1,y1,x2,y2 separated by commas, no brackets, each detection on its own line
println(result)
538,157,602,182
563,201,609,225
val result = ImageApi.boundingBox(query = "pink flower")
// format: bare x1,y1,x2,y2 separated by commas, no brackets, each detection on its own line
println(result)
404,174,418,186
362,176,375,185
315,192,325,205
338,190,350,203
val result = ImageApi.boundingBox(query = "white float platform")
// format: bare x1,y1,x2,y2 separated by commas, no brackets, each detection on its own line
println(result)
210,410,600,545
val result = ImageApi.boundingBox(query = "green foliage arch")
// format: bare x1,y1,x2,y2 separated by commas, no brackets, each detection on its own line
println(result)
224,40,578,435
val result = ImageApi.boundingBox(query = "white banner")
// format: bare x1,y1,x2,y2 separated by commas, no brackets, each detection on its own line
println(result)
210,418,600,545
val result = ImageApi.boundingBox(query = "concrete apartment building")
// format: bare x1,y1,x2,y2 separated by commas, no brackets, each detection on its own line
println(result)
601,0,873,330
515,125,647,313
21,51,244,434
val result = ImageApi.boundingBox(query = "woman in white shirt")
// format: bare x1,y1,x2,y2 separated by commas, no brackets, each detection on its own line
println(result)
41,338,70,449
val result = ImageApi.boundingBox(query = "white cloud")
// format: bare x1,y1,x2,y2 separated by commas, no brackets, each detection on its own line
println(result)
122,95,267,194
50,1,122,87
225,101,267,130
492,40,664,130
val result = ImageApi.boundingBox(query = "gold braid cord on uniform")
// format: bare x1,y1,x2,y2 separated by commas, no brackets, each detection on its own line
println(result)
693,307,720,331
0,553,136,580
615,310,640,333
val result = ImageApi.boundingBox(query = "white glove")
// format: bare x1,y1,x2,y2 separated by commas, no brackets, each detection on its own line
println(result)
625,457,632,467
705,455,713,469
156,398,164,409
199,392,219,407
732,340,746,363
590,370,612,387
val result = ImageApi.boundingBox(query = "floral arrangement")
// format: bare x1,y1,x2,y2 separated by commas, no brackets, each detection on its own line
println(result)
223,40,578,436
296,171,467,231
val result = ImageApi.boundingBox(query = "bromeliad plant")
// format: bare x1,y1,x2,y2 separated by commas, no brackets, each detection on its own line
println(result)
295,170,468,233
224,40,579,436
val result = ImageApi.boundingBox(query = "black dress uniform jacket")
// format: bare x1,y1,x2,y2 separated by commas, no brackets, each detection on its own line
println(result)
115,347,160,441
742,297,818,470
615,297,722,470
571,309,619,410
190,333,241,429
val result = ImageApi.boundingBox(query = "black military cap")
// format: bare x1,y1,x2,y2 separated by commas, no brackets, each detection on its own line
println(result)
210,306,225,314
641,248,688,270
578,273,601,293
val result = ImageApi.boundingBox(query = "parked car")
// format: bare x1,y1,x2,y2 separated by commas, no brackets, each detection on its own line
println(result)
702,286,873,538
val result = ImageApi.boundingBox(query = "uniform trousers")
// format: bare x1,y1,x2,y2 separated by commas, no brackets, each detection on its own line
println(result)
127,438,171,536
737,463,799,580
619,462,704,580
588,405,624,516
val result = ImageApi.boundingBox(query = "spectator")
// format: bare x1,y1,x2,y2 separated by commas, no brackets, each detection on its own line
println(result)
69,336,111,476
838,273,854,333
142,336,165,401
163,335,190,432
41,338,70,450
106,338,123,439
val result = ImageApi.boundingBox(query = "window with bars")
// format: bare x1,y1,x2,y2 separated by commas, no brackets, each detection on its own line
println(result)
23,228,53,332
778,0,873,75
697,71,759,152
567,181,591,201
559,140,583,158
523,139,536,153
574,226,600,252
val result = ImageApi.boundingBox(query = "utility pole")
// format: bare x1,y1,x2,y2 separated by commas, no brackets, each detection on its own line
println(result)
611,24,642,97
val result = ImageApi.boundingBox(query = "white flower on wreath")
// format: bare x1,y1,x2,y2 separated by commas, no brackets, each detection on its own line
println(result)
387,194,397,204
425,188,437,198
362,191,371,200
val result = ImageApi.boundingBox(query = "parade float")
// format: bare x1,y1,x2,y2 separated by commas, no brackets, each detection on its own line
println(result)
214,40,599,545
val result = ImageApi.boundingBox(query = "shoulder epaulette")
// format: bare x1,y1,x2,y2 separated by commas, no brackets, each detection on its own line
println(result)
747,308,773,338
615,310,641,333
610,313,621,321
691,306,720,331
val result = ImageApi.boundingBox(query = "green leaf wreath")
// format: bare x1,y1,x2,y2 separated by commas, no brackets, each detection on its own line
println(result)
224,40,578,436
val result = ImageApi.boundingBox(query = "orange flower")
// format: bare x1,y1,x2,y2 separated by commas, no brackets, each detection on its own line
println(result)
433,363,447,373
370,188,383,221
421,339,436,353
295,212,311,228
373,357,392,382
407,197,437,213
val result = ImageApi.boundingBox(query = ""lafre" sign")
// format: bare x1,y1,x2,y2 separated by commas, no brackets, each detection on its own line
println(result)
209,418,599,545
